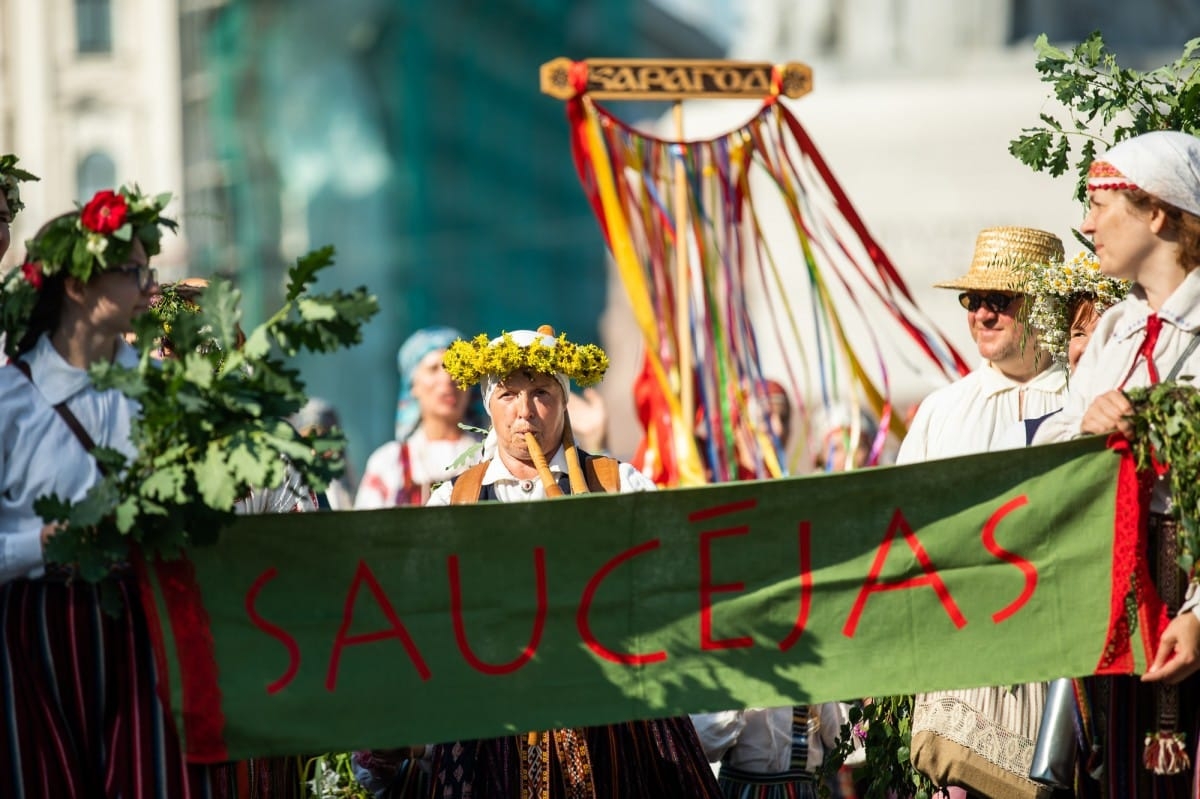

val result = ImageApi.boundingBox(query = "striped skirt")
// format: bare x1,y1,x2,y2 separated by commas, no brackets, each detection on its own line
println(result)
0,575,201,797
717,764,820,799
431,718,723,798
0,575,302,798
717,706,819,799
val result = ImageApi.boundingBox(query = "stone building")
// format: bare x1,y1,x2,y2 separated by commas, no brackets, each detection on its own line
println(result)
0,0,186,272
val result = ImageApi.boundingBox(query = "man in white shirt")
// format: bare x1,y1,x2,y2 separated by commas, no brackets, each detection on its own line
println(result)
898,226,1070,464
897,226,1069,799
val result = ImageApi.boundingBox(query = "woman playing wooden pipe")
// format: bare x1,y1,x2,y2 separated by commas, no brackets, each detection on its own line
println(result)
351,324,722,799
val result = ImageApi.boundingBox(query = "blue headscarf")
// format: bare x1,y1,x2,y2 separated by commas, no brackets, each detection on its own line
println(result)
394,326,463,441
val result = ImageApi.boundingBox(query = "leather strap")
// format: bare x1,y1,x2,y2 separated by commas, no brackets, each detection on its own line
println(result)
13,359,107,475
449,460,489,504
583,455,620,494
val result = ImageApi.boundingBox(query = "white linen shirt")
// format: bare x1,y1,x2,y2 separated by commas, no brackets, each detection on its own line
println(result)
896,361,1069,464
427,444,655,504
1035,270,1200,514
1033,269,1200,458
690,702,862,776
1033,270,1200,617
692,706,793,773
0,335,140,585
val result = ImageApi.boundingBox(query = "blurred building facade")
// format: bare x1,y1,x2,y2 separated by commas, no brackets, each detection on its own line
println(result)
0,0,187,271
176,0,727,470
2,0,1197,469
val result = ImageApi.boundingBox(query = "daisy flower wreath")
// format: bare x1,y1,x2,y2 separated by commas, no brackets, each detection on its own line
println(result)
443,331,609,389
1018,249,1130,368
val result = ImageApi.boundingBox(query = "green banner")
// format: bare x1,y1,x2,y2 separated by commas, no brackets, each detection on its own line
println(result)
139,437,1141,762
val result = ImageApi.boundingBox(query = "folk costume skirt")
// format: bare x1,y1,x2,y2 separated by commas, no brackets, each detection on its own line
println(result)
716,705,820,799
0,574,303,798
0,574,201,797
1072,514,1200,799
431,717,722,799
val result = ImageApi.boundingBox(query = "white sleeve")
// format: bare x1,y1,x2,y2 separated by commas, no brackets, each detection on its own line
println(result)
689,709,745,763
1,530,45,585
808,702,864,770
895,399,934,465
426,479,453,507
1033,323,1113,446
618,461,658,493
1180,581,1200,620
1030,407,1084,445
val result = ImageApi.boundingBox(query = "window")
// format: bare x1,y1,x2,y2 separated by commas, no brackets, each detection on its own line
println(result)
76,0,112,54
77,151,116,204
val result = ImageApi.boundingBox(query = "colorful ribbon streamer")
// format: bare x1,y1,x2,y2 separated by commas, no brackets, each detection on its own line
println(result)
566,95,968,486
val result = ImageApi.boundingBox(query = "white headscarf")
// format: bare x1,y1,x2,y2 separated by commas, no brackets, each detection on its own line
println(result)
1088,130,1200,217
479,329,571,458
479,329,571,415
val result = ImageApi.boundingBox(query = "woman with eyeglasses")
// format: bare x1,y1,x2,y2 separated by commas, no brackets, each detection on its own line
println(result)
0,186,210,796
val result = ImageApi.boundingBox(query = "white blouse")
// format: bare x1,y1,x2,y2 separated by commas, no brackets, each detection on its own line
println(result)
897,361,1069,464
355,428,482,509
1033,268,1200,513
0,335,140,585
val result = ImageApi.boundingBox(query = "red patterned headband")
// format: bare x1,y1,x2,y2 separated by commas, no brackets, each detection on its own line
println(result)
1086,160,1140,193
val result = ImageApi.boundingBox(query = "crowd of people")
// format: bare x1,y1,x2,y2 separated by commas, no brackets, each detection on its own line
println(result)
1,127,1200,799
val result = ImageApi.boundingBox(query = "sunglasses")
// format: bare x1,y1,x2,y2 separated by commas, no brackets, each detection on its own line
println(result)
113,263,158,292
958,291,1017,313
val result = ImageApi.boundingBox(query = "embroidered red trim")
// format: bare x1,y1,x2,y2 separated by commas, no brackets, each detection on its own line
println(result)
1087,180,1141,193
155,554,229,763
1088,160,1125,178
1098,435,1141,673
1098,435,1171,674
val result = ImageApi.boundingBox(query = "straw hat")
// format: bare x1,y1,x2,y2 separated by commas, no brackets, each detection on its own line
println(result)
933,226,1064,292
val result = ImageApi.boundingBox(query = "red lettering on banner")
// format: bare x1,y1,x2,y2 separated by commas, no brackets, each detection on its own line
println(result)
699,526,754,651
982,495,1038,623
577,540,668,665
688,498,757,523
690,499,759,651
326,560,431,691
245,567,301,694
778,521,813,651
842,508,967,637
449,547,547,675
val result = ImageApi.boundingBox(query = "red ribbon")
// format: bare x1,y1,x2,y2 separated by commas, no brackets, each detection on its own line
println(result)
1097,434,1170,674
1140,314,1163,385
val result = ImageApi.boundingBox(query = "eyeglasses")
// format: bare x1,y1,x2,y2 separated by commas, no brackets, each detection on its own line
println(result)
113,263,158,292
957,291,1017,314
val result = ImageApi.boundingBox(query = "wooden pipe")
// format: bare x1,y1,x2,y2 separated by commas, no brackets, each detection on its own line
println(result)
524,432,563,497
561,411,589,495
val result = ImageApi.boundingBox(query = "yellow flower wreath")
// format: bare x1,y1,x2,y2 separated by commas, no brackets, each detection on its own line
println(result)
443,330,609,390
